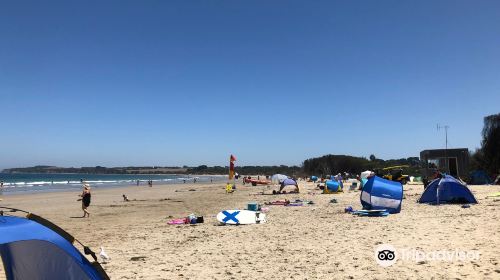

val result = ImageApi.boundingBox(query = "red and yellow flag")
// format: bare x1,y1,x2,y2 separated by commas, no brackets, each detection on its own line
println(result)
229,154,236,180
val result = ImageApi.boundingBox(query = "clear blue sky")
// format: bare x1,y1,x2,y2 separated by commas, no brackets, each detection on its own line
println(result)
1,1,499,169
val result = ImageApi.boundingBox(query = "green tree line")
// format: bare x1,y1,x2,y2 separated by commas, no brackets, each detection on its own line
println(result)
470,113,500,177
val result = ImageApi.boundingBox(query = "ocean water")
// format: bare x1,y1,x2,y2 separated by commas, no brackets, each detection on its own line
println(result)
0,173,226,195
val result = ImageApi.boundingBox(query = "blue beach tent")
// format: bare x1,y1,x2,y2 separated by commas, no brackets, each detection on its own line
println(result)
469,170,492,185
325,180,341,192
0,212,109,280
360,176,403,214
419,175,477,204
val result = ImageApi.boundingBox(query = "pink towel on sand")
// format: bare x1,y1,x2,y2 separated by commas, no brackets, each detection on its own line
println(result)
168,218,188,225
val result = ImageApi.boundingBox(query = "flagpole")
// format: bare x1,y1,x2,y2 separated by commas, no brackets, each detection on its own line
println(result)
228,156,231,192
232,155,236,189
228,154,236,192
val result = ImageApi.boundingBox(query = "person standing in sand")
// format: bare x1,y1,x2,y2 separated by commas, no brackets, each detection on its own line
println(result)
78,184,91,218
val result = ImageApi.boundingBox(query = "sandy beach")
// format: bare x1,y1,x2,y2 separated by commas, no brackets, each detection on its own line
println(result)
1,180,499,279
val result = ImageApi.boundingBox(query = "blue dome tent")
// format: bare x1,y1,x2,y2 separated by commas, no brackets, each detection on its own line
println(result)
419,175,477,204
469,170,492,185
360,176,403,213
324,179,343,193
0,209,109,280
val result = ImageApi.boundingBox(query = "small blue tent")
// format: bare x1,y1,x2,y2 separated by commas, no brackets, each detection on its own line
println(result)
419,175,477,204
360,176,403,213
469,170,492,185
325,180,342,192
0,213,109,280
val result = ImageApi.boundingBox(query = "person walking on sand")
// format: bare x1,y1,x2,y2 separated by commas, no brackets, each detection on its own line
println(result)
78,184,91,218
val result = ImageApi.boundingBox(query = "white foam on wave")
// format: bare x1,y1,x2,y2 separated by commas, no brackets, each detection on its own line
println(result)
1,175,215,191
176,177,190,181
30,181,53,185
52,181,74,185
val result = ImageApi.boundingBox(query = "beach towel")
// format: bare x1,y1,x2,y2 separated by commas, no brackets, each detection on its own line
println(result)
285,203,303,207
486,192,500,198
167,218,188,225
265,201,289,205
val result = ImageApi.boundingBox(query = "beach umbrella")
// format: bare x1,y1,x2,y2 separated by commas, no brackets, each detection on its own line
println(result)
281,178,297,186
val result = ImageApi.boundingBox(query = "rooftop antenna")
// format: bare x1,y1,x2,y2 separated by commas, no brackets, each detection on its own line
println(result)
437,124,450,174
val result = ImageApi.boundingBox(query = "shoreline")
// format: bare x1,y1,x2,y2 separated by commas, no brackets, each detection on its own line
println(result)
1,172,230,176
0,174,228,196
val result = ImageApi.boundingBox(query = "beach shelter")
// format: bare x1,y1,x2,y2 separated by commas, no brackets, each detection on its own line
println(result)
0,211,109,280
324,180,342,193
360,176,403,214
419,175,477,204
281,178,297,186
469,170,492,185
271,174,288,184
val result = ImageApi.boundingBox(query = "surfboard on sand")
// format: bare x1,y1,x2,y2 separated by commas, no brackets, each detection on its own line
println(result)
216,210,266,225
352,209,389,217
356,209,387,213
